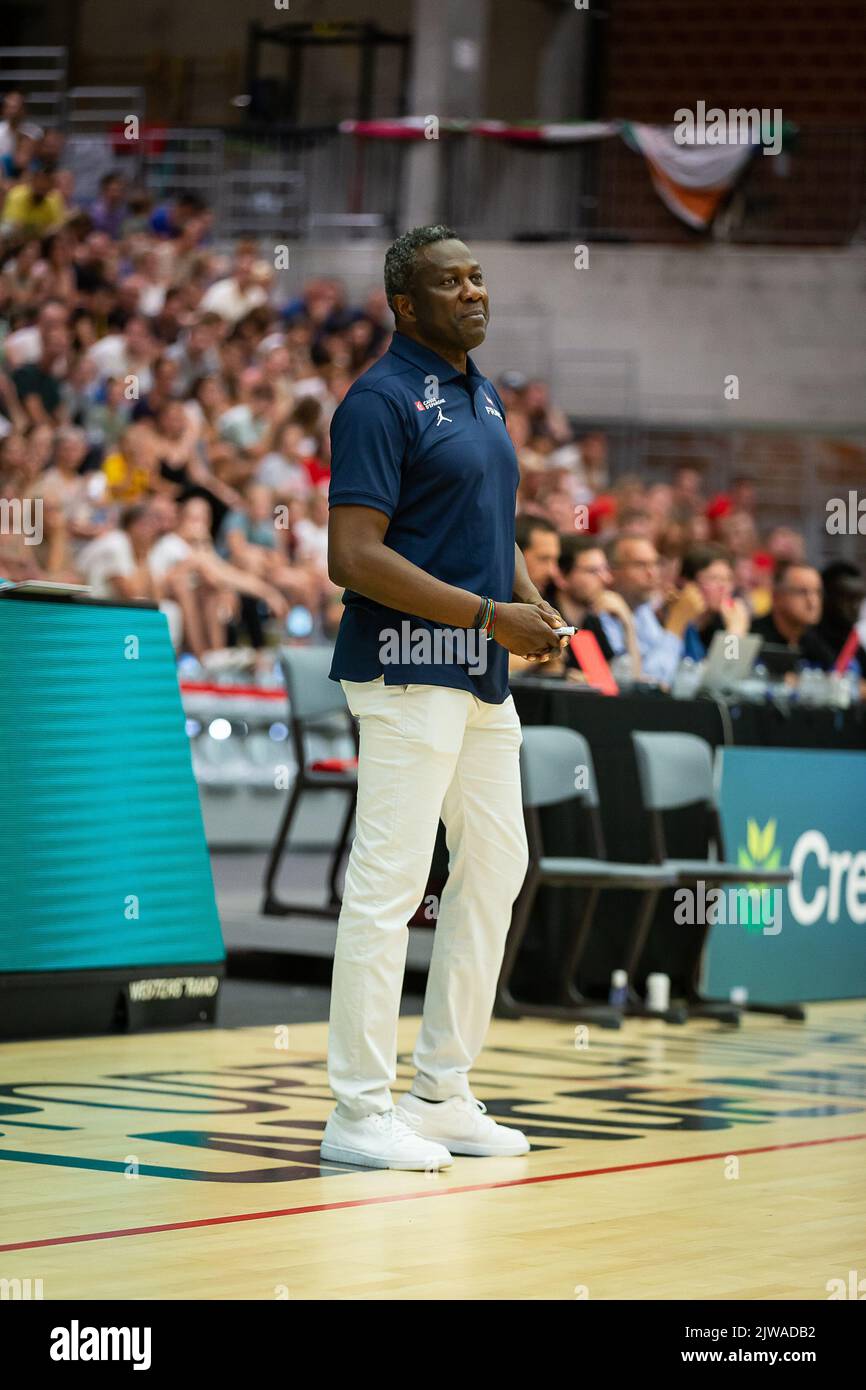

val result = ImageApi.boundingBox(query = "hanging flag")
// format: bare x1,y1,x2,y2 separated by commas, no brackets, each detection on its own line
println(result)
335,115,793,230
621,121,759,230
472,120,621,143
338,117,469,139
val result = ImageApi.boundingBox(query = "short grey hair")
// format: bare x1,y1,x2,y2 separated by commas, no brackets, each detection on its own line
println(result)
383,224,460,314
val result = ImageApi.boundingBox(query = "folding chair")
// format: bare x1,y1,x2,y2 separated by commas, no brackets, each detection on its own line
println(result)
631,731,804,1023
261,646,358,918
496,726,682,1028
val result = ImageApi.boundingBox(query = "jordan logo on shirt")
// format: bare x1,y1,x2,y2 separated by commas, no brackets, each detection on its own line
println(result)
435,405,452,426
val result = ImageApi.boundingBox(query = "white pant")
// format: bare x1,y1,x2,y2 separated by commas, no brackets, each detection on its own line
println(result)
328,677,529,1118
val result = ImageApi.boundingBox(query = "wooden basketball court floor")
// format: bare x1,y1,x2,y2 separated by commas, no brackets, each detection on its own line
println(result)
1,1002,864,1301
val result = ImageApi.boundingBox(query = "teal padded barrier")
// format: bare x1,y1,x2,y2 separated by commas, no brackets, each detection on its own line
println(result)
0,597,224,972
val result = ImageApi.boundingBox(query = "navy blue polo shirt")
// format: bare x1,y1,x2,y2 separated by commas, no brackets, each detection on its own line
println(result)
328,331,519,704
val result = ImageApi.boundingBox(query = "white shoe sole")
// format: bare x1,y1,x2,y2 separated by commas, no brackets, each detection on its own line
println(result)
320,1140,453,1171
439,1137,531,1157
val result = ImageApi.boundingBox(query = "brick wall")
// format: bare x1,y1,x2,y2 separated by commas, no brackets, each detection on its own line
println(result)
602,0,866,125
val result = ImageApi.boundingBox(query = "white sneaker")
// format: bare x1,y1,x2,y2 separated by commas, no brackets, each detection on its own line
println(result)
396,1093,531,1157
320,1106,453,1171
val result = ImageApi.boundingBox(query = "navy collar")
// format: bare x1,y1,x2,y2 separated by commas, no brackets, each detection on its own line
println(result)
388,330,484,384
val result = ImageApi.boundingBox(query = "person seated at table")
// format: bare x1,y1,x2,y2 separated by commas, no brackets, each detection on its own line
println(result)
557,533,641,680
511,513,565,676
813,561,866,681
750,560,830,668
607,535,687,688
515,513,561,607
675,544,751,661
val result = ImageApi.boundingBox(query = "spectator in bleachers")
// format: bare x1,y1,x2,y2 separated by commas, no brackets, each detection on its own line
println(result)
539,485,580,534
0,90,42,162
0,130,37,188
766,525,807,565
670,464,705,521
292,487,329,572
256,417,309,497
165,312,222,393
0,370,26,434
146,398,240,529
25,421,54,475
509,410,549,492
260,341,297,414
282,276,345,334
101,425,158,503
148,494,288,659
617,507,654,540
706,473,758,527
121,186,153,237
33,228,77,303
130,244,171,318
645,481,673,531
586,494,618,536
200,240,269,324
187,374,231,448
218,372,278,461
523,378,574,447
77,501,159,601
84,375,133,453
11,322,69,424
218,480,317,609
148,190,209,241
496,369,528,415
150,285,189,345
130,353,181,421
35,128,65,175
37,426,104,548
89,172,128,240
85,312,157,394
1,164,66,238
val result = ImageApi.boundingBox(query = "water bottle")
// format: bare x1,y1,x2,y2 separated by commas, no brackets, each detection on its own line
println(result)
609,969,628,1009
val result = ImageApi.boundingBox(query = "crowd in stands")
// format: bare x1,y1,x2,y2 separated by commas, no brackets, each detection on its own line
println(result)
0,90,378,663
1,86,864,686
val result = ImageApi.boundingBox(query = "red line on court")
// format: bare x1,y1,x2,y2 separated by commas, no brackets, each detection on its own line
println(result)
2,1130,864,1255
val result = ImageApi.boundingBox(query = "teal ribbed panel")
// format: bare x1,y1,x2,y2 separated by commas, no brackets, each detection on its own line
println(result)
0,601,224,971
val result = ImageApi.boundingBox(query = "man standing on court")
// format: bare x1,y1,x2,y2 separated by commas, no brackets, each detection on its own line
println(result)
322,225,565,1170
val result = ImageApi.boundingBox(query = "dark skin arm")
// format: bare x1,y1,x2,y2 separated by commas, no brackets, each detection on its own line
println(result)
328,506,563,658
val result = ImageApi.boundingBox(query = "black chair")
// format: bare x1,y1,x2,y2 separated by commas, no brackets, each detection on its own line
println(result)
630,731,804,1023
496,726,682,1028
261,646,357,918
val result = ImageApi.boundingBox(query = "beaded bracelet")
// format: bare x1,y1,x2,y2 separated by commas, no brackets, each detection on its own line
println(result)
473,595,494,631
